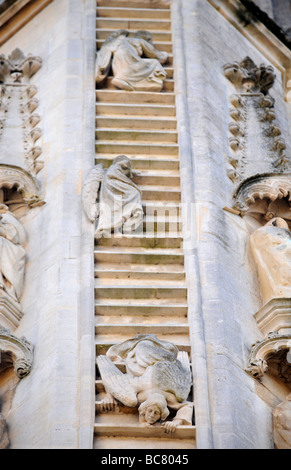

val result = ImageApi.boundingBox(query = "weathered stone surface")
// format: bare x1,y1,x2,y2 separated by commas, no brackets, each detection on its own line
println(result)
83,155,143,237
0,412,9,449
95,30,168,92
273,393,291,449
97,334,193,433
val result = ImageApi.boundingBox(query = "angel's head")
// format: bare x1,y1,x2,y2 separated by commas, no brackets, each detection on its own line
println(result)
112,155,132,178
134,30,154,45
138,393,169,425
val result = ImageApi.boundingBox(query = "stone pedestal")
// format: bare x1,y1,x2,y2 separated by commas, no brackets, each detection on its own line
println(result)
255,298,291,337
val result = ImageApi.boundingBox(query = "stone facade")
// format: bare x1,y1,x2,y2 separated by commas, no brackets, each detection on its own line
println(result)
0,0,290,449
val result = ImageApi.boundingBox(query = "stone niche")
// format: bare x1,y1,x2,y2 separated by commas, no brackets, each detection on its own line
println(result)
223,56,291,445
0,48,44,449
232,174,291,388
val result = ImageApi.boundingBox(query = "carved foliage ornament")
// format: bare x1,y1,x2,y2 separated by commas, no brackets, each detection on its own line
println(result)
223,57,290,187
246,332,291,382
0,49,43,177
223,57,275,94
0,164,45,208
0,48,42,85
232,173,291,214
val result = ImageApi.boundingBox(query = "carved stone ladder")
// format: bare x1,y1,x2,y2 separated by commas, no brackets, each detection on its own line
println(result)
94,0,195,449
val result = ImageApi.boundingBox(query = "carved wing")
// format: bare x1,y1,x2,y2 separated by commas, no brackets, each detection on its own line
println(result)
178,351,192,379
82,163,104,222
149,355,192,403
97,355,138,407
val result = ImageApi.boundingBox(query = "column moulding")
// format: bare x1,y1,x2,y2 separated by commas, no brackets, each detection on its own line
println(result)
77,0,97,450
171,0,214,450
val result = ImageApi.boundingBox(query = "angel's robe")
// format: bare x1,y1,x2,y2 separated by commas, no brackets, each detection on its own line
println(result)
0,212,26,302
107,334,179,376
96,32,168,92
111,37,168,91
95,157,143,237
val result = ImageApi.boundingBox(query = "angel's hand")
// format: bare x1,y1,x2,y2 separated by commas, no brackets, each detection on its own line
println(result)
161,419,182,434
97,394,118,412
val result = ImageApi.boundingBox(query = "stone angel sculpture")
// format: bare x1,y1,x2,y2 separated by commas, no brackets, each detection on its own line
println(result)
82,155,143,238
97,334,193,433
95,29,168,92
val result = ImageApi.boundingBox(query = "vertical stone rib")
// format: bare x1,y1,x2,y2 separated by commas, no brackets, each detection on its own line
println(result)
93,0,196,449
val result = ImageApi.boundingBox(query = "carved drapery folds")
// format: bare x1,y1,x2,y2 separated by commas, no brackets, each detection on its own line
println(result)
0,50,44,332
0,49,41,449
223,59,291,396
96,334,193,433
223,57,290,188
234,178,291,385
0,48,43,177
95,30,168,92
82,155,144,238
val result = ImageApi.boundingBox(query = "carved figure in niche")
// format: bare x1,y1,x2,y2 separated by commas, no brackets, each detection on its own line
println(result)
0,205,26,304
95,30,168,92
97,334,193,433
250,217,291,303
0,412,9,449
82,155,143,238
273,393,291,449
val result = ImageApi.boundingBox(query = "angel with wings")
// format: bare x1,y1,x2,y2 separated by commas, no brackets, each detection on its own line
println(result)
95,29,168,92
97,334,193,433
82,155,143,238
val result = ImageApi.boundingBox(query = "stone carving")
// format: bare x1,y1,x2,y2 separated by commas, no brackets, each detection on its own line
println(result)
95,30,168,92
250,217,291,304
0,48,42,85
0,49,43,176
0,164,45,209
97,334,193,433
273,394,291,449
223,57,290,187
223,57,276,94
82,155,143,237
0,412,9,449
0,327,33,379
232,173,291,215
246,332,291,381
0,205,26,306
